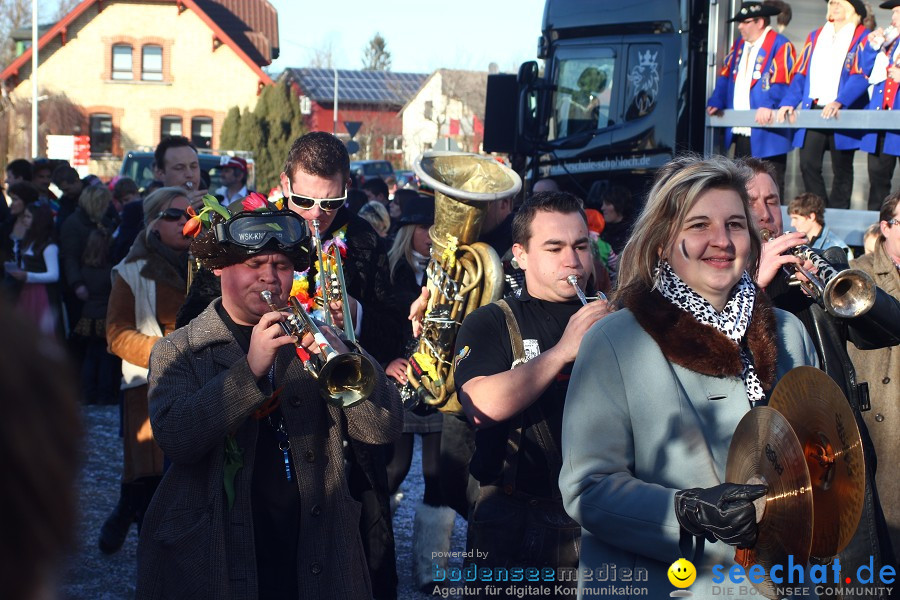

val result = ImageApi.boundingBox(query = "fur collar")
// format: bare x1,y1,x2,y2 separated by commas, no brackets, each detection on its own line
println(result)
622,288,778,391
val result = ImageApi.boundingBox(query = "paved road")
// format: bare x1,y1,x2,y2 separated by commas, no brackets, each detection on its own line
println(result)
59,405,467,599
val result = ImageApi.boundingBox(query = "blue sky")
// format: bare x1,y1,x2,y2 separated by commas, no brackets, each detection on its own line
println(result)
266,0,546,75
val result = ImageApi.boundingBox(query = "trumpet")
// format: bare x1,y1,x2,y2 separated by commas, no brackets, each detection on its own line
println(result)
260,290,376,408
761,229,876,318
567,275,608,304
310,219,357,344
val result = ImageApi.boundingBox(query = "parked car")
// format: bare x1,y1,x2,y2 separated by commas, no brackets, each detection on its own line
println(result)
119,150,255,192
350,160,394,186
394,170,419,189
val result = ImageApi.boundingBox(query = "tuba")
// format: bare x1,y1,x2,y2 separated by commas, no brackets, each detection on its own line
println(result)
405,152,522,414
261,291,377,408
761,229,876,318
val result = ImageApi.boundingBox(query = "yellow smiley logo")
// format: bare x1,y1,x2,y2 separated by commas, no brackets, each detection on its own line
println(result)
668,558,697,588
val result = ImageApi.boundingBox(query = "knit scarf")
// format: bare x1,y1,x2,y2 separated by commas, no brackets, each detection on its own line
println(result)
654,260,765,405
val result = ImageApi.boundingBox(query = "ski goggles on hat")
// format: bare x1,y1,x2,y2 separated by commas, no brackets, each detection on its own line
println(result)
213,210,309,252
286,188,347,212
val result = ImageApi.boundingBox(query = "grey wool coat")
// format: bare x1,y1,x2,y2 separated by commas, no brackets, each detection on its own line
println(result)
560,289,818,600
135,300,403,600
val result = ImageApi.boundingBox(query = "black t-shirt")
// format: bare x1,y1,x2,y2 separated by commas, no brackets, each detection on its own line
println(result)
216,303,300,599
453,288,580,497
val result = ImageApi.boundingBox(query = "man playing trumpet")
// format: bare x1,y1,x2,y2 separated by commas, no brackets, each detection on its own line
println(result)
454,191,611,598
136,206,402,600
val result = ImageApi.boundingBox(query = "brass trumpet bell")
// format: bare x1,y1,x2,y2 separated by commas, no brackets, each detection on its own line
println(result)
318,351,376,408
260,291,378,409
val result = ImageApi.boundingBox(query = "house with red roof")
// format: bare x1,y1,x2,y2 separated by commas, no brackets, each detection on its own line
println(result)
0,0,278,175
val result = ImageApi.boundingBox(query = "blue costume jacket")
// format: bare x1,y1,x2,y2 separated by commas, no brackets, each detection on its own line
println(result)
780,24,870,150
707,28,795,158
858,39,900,155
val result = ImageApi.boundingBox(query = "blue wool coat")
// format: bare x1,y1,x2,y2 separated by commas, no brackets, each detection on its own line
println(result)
560,291,818,600
780,24,870,150
707,29,795,158
858,40,900,155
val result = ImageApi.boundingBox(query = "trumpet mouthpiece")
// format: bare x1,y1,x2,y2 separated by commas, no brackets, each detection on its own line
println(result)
566,275,579,285
260,290,273,303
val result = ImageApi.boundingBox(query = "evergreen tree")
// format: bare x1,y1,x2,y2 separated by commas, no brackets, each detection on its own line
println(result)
219,106,241,150
244,81,307,192
362,33,391,71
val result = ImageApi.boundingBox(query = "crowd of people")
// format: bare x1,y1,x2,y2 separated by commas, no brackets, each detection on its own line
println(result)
2,125,899,599
709,0,900,215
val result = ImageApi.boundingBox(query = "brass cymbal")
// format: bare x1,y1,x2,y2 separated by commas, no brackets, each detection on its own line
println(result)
768,366,865,560
727,406,813,600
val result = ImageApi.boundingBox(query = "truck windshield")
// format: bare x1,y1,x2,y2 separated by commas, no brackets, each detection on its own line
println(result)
550,54,615,140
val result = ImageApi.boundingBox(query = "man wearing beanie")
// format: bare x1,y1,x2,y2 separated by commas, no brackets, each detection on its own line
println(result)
135,206,403,600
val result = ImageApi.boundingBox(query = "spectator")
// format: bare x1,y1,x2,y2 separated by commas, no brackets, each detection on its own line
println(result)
847,192,900,565
384,195,455,592
31,159,56,205
597,185,633,255
857,2,900,209
5,158,33,191
788,191,852,256
362,177,389,207
99,186,191,554
214,156,249,205
1,182,40,292
864,222,881,254
707,1,794,195
777,0,870,209
71,186,120,406
152,136,204,207
4,203,60,336
52,165,85,227
111,177,144,265
346,188,369,215
0,300,81,600
532,178,560,193
358,200,391,238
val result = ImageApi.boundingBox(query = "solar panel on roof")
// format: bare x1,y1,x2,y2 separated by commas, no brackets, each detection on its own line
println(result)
289,68,428,105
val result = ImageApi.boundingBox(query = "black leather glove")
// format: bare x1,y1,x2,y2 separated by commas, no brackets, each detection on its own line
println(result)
674,483,767,548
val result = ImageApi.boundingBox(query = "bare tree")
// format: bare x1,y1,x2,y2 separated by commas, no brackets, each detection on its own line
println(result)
426,69,487,153
309,39,335,69
0,0,31,70
361,33,391,71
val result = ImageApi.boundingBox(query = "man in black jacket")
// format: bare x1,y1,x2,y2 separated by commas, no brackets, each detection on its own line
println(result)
745,157,900,591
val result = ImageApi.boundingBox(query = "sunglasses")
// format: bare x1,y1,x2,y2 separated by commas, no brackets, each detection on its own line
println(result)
285,188,347,212
887,218,900,227
157,208,189,221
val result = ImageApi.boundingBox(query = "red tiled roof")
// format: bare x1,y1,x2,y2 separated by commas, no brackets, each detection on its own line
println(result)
1,0,275,85
193,0,279,65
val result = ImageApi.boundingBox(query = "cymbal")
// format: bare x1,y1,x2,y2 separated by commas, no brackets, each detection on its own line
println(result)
768,366,865,560
727,406,813,600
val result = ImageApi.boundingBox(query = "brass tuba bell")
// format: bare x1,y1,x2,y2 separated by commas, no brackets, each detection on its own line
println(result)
405,152,522,414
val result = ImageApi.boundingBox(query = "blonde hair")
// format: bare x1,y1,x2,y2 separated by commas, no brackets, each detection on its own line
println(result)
78,185,111,225
358,200,390,238
614,154,761,303
388,224,418,281
143,187,189,242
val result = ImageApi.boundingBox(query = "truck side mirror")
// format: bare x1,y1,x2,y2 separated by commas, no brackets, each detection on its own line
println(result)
518,61,539,86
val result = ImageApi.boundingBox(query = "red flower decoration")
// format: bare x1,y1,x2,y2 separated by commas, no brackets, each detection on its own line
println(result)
242,192,269,212
183,216,202,237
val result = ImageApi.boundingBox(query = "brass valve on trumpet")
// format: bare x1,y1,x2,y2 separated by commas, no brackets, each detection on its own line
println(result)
260,290,377,408
760,229,876,319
